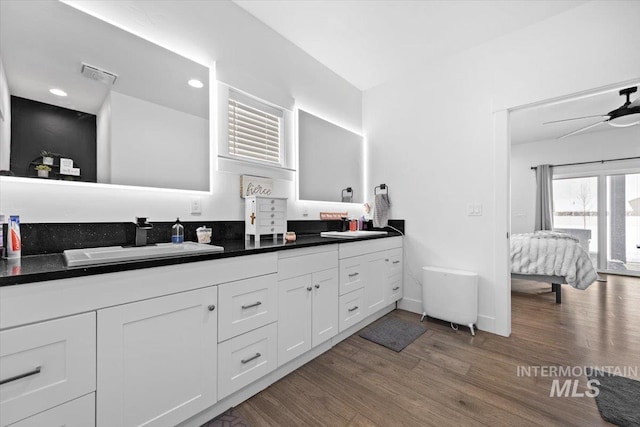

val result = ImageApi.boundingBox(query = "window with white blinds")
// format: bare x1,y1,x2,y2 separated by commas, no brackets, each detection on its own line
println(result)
228,95,282,165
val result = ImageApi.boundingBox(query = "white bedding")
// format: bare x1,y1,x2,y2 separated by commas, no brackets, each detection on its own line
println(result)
511,231,597,290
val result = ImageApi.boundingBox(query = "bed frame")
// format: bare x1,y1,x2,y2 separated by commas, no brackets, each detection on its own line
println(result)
511,273,566,304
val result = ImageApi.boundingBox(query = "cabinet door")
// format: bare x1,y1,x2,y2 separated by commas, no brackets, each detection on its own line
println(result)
97,287,217,427
9,393,95,427
364,252,387,316
311,268,339,347
277,275,312,366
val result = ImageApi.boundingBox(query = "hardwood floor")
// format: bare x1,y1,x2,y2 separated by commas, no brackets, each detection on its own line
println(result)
233,274,639,426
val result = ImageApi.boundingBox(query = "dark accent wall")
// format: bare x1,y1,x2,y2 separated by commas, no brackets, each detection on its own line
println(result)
10,96,97,182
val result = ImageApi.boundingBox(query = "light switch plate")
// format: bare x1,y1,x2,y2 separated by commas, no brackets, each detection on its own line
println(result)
190,198,202,215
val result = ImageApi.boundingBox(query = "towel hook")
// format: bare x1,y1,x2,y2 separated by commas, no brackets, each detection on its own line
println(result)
341,187,353,203
374,184,388,195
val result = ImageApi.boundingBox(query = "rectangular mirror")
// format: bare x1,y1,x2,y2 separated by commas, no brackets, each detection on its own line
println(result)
0,1,210,191
298,110,364,203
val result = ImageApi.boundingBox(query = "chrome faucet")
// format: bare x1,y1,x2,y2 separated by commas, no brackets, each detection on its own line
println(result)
134,217,153,246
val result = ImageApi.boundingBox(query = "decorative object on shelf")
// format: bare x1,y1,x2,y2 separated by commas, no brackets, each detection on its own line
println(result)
244,196,287,245
285,231,296,242
40,150,54,165
35,164,52,178
319,211,348,220
240,175,273,198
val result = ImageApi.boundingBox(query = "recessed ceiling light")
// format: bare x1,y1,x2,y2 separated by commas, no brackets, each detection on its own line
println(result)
188,79,204,89
49,88,68,97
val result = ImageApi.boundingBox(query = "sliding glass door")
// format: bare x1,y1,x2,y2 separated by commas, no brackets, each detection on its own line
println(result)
606,173,640,273
552,171,640,276
552,176,599,266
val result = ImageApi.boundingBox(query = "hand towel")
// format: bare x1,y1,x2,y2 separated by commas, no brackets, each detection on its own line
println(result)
373,193,390,228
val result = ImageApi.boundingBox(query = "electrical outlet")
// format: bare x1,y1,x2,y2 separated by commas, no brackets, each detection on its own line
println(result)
190,198,202,215
467,203,483,216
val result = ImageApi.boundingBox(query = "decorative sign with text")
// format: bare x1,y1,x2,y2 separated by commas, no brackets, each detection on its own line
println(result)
240,175,273,198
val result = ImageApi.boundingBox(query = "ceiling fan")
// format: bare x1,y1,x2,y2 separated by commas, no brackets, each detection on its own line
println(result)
545,86,640,139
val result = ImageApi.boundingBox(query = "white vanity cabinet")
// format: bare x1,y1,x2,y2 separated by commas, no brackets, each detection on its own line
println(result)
97,286,218,427
338,237,403,330
277,246,339,366
0,312,96,427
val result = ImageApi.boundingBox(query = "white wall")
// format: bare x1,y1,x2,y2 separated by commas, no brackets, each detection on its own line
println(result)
96,92,111,184
0,56,10,171
0,0,363,223
363,1,640,336
511,127,640,234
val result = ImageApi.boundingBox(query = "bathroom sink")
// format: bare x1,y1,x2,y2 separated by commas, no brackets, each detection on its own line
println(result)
64,242,224,267
320,230,388,239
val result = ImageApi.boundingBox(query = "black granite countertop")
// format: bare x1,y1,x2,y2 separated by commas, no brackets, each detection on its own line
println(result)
0,232,402,287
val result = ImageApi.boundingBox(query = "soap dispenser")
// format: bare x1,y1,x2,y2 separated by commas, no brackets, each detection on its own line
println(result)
171,218,184,244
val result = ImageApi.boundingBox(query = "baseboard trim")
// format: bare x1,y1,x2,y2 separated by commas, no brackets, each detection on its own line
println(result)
397,297,422,314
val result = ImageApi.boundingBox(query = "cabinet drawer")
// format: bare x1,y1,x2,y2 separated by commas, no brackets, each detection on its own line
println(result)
339,257,364,295
10,393,95,427
257,225,285,235
218,274,278,342
257,200,286,212
258,218,285,227
339,288,365,332
0,313,96,427
387,274,403,303
388,248,403,276
218,322,278,399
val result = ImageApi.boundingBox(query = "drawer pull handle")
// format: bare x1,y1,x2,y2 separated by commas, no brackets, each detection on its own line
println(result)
307,286,313,291
242,301,262,309
348,306,359,312
270,207,275,211
348,272,359,278
270,199,275,204
315,284,320,289
393,286,400,291
270,214,274,218
208,304,216,311
270,221,274,225
0,366,42,385
392,260,400,264
241,353,262,364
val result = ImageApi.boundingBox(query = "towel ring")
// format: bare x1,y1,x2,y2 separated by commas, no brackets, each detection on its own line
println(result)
374,184,388,195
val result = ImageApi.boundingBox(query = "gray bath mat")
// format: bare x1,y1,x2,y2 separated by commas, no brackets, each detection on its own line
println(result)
359,317,426,352
588,370,640,426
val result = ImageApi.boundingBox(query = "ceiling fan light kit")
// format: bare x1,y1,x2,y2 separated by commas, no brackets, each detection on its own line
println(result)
549,86,640,139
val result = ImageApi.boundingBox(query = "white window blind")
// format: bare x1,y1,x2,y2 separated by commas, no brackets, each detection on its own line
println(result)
228,95,282,165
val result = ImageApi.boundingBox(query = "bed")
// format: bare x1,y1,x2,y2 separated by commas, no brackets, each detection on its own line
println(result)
510,231,598,304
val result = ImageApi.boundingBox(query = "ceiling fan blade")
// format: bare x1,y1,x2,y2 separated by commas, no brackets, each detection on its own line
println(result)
557,120,606,140
544,115,607,124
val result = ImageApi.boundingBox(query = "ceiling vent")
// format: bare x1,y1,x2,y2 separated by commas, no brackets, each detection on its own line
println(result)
80,63,118,85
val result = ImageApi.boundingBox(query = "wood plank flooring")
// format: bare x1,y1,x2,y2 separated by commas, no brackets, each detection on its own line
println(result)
233,274,639,426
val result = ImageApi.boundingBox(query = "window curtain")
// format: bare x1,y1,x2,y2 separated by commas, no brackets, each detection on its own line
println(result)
534,164,554,231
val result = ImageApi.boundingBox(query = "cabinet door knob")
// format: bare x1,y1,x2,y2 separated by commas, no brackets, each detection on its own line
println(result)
385,258,389,262
208,304,216,311
306,286,312,291
271,207,275,211
270,221,274,225
270,199,275,204
315,284,320,289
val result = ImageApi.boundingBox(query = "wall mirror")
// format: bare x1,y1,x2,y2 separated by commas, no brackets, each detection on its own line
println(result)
298,110,364,203
0,1,210,191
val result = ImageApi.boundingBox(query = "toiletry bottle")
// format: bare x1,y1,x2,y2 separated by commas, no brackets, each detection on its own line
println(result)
171,218,184,244
7,215,21,258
